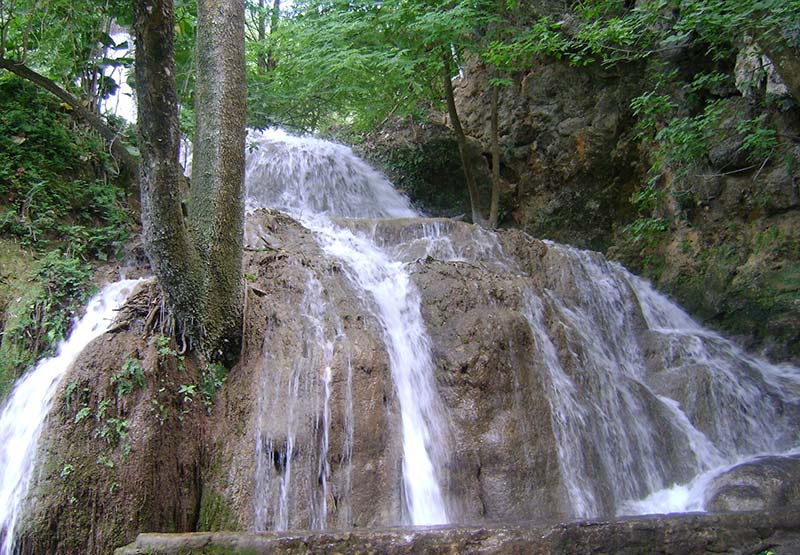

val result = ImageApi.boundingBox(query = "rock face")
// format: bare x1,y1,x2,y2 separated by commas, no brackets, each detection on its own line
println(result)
202,210,405,530
116,508,800,555
453,56,643,251
17,281,206,555
201,211,571,529
705,455,800,512
14,209,800,554
446,53,800,362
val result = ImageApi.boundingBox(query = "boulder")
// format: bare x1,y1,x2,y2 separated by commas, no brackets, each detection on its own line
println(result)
705,455,800,512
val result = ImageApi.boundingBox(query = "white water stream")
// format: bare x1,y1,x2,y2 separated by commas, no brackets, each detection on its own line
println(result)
521,243,800,516
1,128,798,543
0,279,141,555
247,129,450,525
245,129,800,524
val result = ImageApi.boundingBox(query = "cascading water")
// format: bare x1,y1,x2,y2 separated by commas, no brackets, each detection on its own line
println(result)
253,270,339,530
0,279,141,555
519,243,800,516
244,128,799,528
247,129,450,526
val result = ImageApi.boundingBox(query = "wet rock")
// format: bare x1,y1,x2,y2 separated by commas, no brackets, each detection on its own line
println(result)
17,281,206,555
115,508,800,555
705,455,800,512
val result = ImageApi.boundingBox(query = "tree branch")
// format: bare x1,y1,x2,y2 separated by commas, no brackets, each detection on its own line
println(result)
0,56,139,180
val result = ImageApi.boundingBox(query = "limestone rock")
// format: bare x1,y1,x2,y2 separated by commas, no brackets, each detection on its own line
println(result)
705,455,800,512
116,508,800,555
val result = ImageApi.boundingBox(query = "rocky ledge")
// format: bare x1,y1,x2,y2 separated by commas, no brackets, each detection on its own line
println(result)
116,508,800,555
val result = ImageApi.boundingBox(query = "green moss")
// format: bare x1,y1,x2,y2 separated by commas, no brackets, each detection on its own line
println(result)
197,488,240,531
0,239,41,398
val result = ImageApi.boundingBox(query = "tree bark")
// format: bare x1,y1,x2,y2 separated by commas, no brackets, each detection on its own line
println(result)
0,57,139,179
266,0,280,71
256,0,268,72
134,0,245,356
190,0,246,355
134,0,205,341
442,50,485,226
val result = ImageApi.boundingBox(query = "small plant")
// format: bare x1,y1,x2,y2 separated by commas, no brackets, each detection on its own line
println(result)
624,217,669,246
74,406,91,424
156,335,177,358
96,399,111,421
150,396,167,426
62,380,79,405
200,362,228,408
97,454,115,468
178,383,197,404
60,463,74,480
110,357,145,398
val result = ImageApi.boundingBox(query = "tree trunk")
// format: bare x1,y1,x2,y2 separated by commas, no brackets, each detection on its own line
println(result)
133,0,204,341
190,0,246,356
256,0,268,73
441,50,485,226
488,69,501,229
0,57,139,179
266,0,281,71
134,0,245,357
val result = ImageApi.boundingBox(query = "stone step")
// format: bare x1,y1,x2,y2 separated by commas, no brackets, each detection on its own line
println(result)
116,508,800,555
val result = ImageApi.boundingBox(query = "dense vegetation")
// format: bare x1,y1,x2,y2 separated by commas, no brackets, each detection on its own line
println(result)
0,75,133,397
1,0,799,390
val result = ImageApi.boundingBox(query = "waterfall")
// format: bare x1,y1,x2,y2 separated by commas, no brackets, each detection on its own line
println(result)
245,128,799,526
0,279,141,555
247,129,449,526
518,243,799,516
253,270,340,530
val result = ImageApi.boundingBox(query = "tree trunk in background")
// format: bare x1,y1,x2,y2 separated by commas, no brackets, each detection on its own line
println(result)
267,0,280,71
442,50,485,226
190,0,246,357
134,0,245,358
488,69,501,229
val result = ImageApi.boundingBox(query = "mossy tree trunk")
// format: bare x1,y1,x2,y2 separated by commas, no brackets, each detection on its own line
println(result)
133,0,245,358
190,0,246,358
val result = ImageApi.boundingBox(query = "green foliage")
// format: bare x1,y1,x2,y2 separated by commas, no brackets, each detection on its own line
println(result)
110,357,145,398
630,91,676,134
624,217,669,246
244,0,502,132
0,247,92,391
59,463,74,480
0,0,134,109
178,383,197,404
200,362,228,408
654,100,729,175
0,75,132,259
156,335,178,358
74,406,91,423
736,114,778,163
